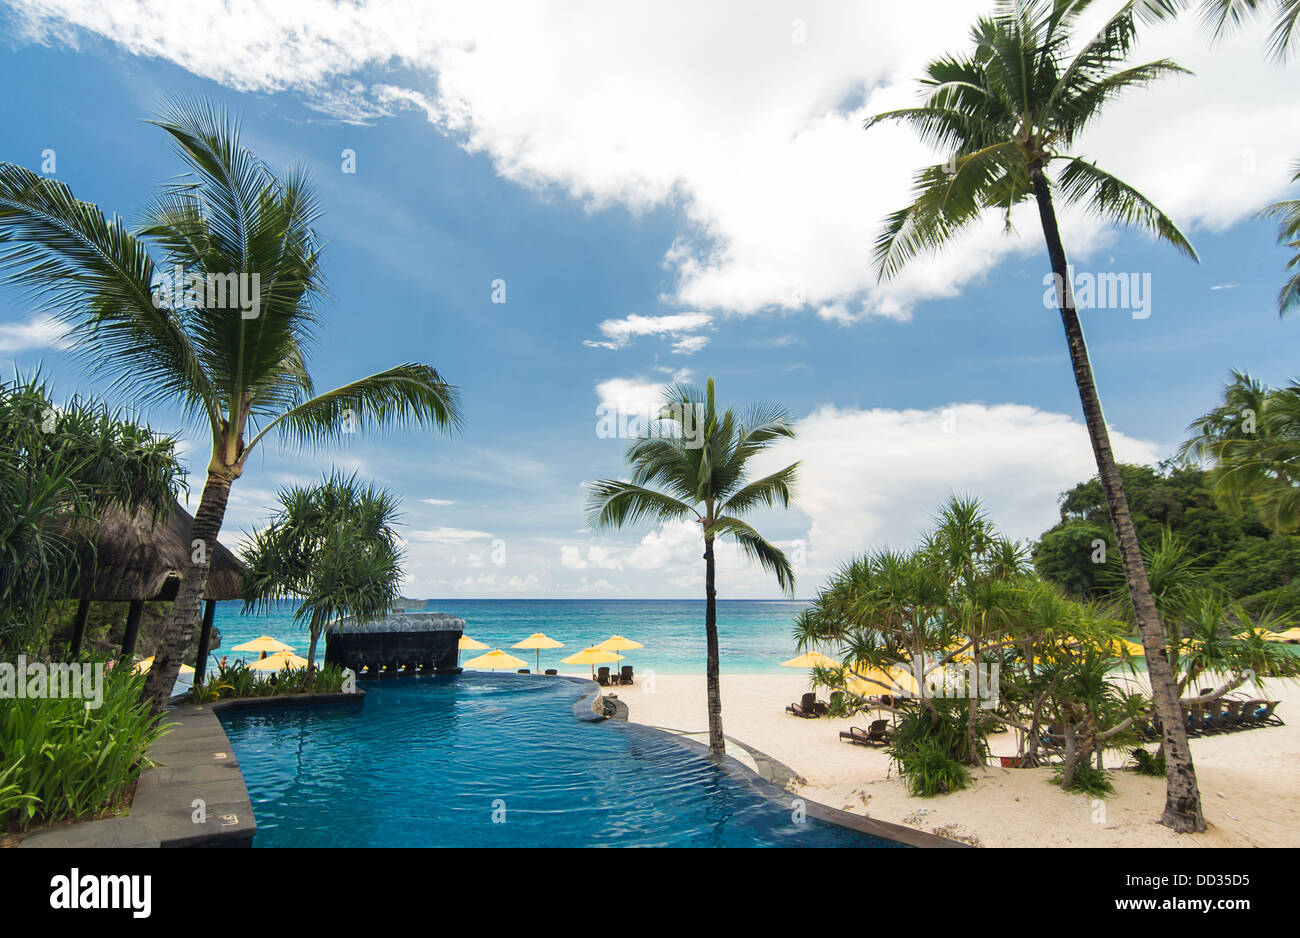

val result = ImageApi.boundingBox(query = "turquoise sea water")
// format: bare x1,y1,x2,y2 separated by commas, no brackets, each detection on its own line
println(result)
220,671,902,848
209,599,810,674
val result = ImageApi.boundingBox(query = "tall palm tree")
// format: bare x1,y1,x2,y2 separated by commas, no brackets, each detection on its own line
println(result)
241,473,403,672
1139,0,1300,59
586,377,798,758
864,0,1205,831
0,99,461,710
1261,161,1300,316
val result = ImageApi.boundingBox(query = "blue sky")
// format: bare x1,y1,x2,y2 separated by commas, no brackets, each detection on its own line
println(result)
1,1,1297,599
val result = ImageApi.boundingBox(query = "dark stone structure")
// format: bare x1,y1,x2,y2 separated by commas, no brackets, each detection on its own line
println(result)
324,612,464,677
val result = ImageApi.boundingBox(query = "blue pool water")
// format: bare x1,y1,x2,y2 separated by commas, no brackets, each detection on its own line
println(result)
219,672,902,848
209,598,811,674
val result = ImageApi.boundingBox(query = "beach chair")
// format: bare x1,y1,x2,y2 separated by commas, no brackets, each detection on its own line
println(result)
596,667,611,686
1224,699,1246,726
1204,697,1228,732
544,669,558,676
786,692,819,718
839,720,891,747
1250,700,1282,725
517,669,530,674
619,665,634,685
1040,725,1065,753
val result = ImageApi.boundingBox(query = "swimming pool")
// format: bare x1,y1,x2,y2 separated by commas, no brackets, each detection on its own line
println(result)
218,672,907,848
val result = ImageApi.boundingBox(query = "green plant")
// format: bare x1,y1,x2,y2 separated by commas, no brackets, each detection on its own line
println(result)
894,737,972,797
1130,747,1166,777
1054,760,1115,797
0,661,172,833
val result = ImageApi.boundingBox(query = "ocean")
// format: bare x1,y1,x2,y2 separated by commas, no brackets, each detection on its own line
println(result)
208,599,812,675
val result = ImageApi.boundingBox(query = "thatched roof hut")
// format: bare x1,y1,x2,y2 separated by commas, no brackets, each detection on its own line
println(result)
66,502,244,603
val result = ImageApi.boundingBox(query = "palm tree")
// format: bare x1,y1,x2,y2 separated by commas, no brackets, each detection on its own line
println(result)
1139,0,1300,59
241,473,403,672
1183,374,1300,533
0,99,461,710
586,377,798,758
864,0,1205,831
1261,161,1300,316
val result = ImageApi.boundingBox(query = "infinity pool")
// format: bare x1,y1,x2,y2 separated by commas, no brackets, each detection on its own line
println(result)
219,673,904,848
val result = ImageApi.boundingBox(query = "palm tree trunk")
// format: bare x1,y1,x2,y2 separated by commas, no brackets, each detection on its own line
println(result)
140,473,233,712
307,608,324,672
1030,166,1205,833
703,534,725,758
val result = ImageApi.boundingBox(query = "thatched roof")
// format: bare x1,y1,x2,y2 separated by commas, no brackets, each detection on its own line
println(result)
65,502,245,602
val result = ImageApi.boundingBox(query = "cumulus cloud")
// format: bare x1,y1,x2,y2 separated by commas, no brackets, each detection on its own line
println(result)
583,312,712,352
12,2,1295,325
0,315,69,353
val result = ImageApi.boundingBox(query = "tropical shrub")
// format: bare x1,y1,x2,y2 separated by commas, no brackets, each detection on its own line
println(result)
0,662,171,833
1054,761,1114,798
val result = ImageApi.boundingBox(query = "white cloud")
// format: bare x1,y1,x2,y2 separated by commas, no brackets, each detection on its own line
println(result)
583,312,712,351
754,401,1162,575
406,526,494,544
15,2,1296,326
420,497,455,506
0,315,69,353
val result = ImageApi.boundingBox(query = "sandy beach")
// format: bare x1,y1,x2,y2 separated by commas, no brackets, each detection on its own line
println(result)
558,669,1300,847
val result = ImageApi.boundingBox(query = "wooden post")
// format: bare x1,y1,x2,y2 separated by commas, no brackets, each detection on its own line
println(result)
120,599,144,658
70,597,91,656
194,599,216,684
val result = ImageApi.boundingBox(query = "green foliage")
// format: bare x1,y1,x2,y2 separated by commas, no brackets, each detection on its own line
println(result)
1036,460,1300,616
1129,746,1166,777
0,373,183,654
241,473,404,667
188,659,349,702
1054,760,1114,797
893,737,972,797
0,661,172,833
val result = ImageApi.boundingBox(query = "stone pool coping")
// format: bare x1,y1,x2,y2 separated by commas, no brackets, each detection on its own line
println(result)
16,691,364,849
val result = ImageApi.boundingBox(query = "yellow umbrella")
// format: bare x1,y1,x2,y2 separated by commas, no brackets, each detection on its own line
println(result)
511,632,565,672
232,635,296,660
464,648,529,671
780,651,841,669
597,635,643,652
1105,637,1147,657
458,635,489,651
1264,627,1300,643
248,651,310,672
844,663,920,698
561,646,625,679
132,656,195,676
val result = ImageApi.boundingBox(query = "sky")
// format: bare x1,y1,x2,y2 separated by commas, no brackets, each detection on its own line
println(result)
0,0,1297,599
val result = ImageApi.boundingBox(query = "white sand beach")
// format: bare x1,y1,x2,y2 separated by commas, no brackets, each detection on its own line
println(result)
560,669,1300,847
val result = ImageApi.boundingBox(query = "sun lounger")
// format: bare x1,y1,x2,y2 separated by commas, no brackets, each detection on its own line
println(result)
517,669,530,674
544,669,558,676
596,667,611,686
786,692,819,718
839,720,891,746
619,665,634,685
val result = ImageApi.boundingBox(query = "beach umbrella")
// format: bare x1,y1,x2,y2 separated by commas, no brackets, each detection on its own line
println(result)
463,648,529,671
779,650,840,669
248,651,310,672
844,664,919,699
597,635,642,677
232,635,296,660
458,635,489,650
511,632,565,672
1105,637,1147,657
1265,627,1300,643
561,646,625,679
132,656,195,676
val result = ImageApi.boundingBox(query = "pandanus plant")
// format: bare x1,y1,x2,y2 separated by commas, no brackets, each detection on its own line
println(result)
0,98,461,709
